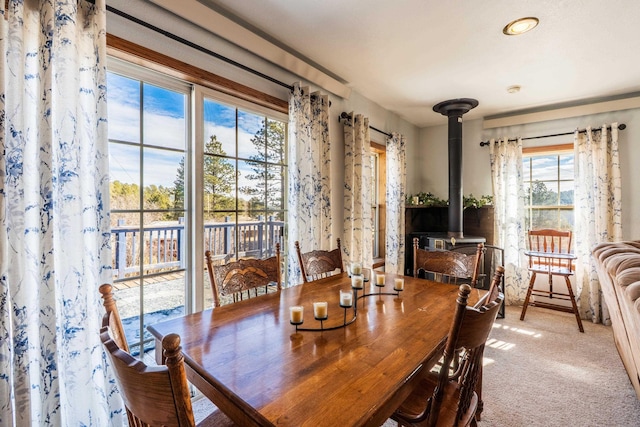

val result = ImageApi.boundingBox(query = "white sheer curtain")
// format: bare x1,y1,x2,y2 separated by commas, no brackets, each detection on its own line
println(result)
343,113,373,270
489,138,529,304
385,132,406,275
287,83,332,286
0,1,122,425
574,124,622,325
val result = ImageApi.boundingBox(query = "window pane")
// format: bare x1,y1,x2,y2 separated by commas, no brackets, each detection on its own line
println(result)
531,181,558,206
204,99,236,156
559,154,574,180
143,84,186,150
531,209,559,229
204,213,238,259
110,144,140,210
559,181,574,205
266,164,284,211
266,119,286,165
143,147,184,211
110,212,142,279
203,154,237,212
530,156,558,181
238,110,266,161
107,73,140,143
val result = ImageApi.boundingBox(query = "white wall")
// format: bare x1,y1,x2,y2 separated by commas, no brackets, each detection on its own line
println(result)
106,0,420,243
416,108,640,240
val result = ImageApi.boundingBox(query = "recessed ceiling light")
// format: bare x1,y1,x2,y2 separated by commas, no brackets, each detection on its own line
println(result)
503,17,539,36
507,85,521,93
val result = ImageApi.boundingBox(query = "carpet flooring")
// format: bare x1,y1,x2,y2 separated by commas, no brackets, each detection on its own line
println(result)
193,305,640,426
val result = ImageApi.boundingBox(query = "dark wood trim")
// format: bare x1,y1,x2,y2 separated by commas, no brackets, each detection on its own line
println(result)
523,143,573,155
370,141,386,152
106,34,289,114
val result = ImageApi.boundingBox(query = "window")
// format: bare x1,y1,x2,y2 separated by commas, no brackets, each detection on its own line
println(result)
107,59,287,355
522,146,574,232
370,142,386,261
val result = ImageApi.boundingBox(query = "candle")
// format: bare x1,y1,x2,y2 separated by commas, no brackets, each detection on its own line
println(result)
313,302,328,319
340,290,353,307
351,262,362,275
351,274,364,289
290,306,304,324
394,277,405,291
376,272,385,286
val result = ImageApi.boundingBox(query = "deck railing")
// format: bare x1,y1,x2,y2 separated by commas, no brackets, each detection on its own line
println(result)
111,216,284,279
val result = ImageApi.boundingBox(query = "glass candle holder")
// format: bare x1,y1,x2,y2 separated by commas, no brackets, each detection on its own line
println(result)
350,261,362,276
313,301,328,320
375,272,386,287
394,277,405,292
351,274,364,289
339,289,353,308
290,306,304,325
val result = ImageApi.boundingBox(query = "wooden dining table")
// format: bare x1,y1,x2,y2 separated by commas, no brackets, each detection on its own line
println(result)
148,272,478,426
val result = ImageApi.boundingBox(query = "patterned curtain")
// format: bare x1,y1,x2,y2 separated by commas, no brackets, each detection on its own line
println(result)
287,83,331,286
574,124,621,325
489,138,529,304
343,113,373,270
0,1,122,425
385,132,406,275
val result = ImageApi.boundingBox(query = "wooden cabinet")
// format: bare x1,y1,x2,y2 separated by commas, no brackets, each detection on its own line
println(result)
405,206,494,244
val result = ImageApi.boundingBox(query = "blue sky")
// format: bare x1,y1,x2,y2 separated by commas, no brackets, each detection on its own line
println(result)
107,72,279,190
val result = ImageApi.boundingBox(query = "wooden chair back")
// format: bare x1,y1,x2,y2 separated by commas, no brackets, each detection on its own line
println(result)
528,229,573,273
206,243,281,307
101,316,197,426
413,238,483,286
295,238,344,283
99,284,129,353
431,280,504,426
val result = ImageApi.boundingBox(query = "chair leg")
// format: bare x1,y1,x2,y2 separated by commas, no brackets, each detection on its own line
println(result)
565,276,585,333
475,364,483,422
520,273,536,321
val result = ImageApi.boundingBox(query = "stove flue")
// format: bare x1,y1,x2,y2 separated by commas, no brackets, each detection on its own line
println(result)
433,98,478,239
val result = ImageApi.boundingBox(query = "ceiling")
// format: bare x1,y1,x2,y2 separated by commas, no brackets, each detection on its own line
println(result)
156,0,640,128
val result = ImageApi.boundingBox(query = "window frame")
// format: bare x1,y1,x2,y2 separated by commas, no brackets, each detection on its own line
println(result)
522,143,574,232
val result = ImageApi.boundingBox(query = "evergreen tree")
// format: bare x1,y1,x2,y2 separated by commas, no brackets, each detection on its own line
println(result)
239,120,285,211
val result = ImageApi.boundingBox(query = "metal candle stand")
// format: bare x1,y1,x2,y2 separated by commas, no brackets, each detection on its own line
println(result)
290,281,404,332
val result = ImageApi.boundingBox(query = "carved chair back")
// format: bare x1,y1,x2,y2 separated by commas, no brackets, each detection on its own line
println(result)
206,243,281,307
413,238,483,287
295,238,344,283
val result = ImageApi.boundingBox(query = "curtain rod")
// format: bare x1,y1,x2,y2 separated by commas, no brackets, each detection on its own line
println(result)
99,3,294,92
479,123,627,146
339,112,392,138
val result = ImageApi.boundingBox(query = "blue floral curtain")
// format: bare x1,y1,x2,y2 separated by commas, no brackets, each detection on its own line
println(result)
574,124,621,325
342,113,373,270
385,133,406,275
489,138,528,304
0,1,122,425
287,83,331,286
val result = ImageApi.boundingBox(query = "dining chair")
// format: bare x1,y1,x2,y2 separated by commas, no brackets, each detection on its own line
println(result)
450,244,505,319
413,238,484,287
99,286,234,427
391,268,505,427
99,283,130,353
295,238,344,283
520,229,583,332
206,242,281,307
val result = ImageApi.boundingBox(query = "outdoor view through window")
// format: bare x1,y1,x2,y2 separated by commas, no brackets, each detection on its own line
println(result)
107,64,287,355
523,152,574,232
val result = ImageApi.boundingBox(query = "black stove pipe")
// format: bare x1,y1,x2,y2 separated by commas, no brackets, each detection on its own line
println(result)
433,98,479,239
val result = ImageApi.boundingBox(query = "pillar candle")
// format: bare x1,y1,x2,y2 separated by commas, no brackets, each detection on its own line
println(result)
313,301,328,319
376,273,385,285
340,290,353,307
351,274,364,289
394,278,405,291
290,306,304,323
